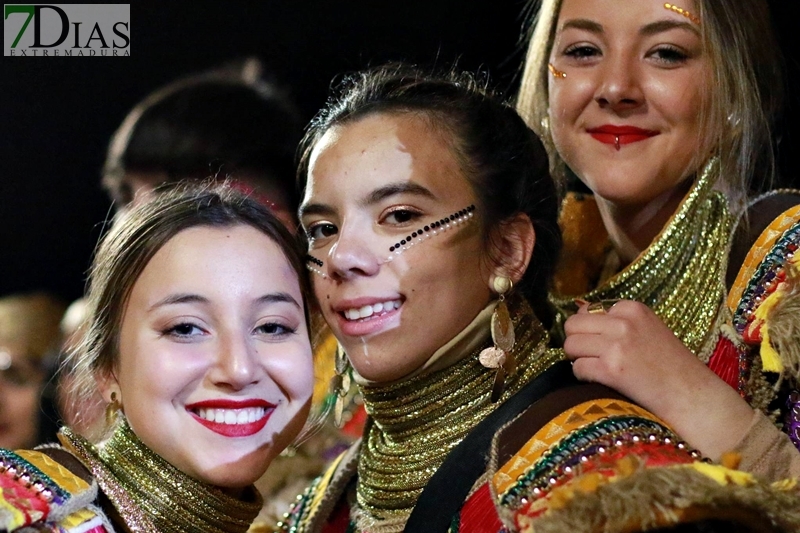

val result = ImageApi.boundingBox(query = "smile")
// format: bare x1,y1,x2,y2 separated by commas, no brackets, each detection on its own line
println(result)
342,299,403,321
186,399,275,437
586,125,659,148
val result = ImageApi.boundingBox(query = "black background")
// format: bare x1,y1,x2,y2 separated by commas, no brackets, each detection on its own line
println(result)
1,1,798,302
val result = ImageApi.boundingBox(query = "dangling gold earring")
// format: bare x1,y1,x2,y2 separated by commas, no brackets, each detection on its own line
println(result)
330,343,352,427
106,391,122,426
480,276,516,402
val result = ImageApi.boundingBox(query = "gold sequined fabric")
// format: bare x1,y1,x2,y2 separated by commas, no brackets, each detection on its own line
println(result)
353,297,563,532
551,159,735,358
59,418,263,533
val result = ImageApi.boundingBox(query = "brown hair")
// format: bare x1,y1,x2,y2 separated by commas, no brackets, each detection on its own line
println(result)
66,181,309,437
516,0,783,205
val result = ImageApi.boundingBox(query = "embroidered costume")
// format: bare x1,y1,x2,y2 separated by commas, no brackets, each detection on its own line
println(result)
552,159,800,464
1,417,263,533
280,297,800,533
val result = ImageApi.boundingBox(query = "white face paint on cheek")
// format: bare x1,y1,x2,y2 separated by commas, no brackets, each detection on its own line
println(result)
360,337,369,362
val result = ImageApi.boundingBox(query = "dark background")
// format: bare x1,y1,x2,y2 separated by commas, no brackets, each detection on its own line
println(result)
1,0,798,303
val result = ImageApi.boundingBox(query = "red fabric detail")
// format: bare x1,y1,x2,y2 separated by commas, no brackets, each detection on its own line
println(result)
459,483,504,533
707,336,741,390
322,497,351,533
341,404,368,440
0,473,50,526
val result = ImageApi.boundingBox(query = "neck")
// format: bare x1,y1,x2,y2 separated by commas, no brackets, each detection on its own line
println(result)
59,418,262,533
353,296,561,533
595,179,693,266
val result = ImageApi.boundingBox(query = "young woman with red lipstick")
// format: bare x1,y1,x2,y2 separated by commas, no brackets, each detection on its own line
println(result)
281,65,800,533
0,183,314,533
517,0,800,480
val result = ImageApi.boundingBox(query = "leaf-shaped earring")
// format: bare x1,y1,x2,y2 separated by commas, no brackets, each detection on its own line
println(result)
330,343,352,427
479,276,515,402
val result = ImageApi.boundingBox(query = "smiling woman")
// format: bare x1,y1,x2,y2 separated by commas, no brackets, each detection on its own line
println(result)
517,0,800,480
283,64,800,533
0,183,314,533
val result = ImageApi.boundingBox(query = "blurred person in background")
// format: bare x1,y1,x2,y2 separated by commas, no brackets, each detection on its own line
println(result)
0,292,66,450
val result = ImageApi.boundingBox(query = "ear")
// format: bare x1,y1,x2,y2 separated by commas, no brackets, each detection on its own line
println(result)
488,213,536,288
96,368,121,405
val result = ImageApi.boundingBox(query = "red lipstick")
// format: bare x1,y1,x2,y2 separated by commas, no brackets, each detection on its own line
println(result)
186,398,275,438
586,125,659,151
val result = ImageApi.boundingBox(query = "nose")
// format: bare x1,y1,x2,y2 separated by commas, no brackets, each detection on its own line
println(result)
326,222,382,282
594,54,644,114
209,331,259,391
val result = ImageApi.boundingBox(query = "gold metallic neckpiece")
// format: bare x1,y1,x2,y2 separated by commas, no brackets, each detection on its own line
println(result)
548,63,567,79
664,3,701,25
60,418,262,533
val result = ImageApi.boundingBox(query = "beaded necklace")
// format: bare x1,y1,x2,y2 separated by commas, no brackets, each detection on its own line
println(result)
353,297,562,533
60,418,262,533
551,160,735,359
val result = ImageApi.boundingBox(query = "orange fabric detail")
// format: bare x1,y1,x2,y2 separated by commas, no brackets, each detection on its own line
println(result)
492,399,664,497
553,193,610,297
727,204,800,313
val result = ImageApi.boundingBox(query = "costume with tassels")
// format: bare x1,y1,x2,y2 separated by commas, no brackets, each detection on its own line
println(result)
1,416,263,532
280,295,800,533
551,159,800,464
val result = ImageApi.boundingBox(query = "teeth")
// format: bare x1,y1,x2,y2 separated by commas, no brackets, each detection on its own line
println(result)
343,299,402,321
194,407,267,425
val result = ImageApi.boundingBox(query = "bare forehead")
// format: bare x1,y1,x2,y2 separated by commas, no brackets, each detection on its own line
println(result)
556,0,700,32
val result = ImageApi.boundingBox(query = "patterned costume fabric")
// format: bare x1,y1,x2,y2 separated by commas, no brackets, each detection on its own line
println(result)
551,165,800,452
279,299,800,533
2,417,264,533
0,448,111,532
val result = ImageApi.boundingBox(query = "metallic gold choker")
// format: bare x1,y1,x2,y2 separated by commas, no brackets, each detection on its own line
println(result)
551,159,734,359
353,297,562,533
60,418,262,533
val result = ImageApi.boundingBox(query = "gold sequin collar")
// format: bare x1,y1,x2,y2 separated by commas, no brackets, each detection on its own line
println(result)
59,418,263,533
551,159,735,358
353,296,562,533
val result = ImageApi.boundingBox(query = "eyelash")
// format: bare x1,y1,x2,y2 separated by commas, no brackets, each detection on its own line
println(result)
648,45,689,65
304,207,424,244
163,322,205,338
561,44,690,66
255,322,296,337
380,206,423,226
563,43,600,60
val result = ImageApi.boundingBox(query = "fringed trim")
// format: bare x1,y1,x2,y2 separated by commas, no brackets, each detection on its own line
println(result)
760,254,800,381
517,456,800,533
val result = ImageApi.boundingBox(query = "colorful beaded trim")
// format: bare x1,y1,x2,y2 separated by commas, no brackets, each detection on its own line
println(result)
732,222,799,336
499,416,693,510
0,449,65,506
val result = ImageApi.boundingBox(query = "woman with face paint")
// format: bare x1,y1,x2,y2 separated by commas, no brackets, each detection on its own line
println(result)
517,0,800,479
0,183,314,533
283,65,800,533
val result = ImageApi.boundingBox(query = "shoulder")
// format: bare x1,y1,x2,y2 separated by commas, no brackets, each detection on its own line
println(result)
0,446,115,532
488,390,800,533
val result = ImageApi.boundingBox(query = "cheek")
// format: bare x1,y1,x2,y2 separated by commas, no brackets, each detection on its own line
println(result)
264,345,314,402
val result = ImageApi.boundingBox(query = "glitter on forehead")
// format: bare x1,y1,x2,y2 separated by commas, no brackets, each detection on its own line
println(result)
664,3,701,25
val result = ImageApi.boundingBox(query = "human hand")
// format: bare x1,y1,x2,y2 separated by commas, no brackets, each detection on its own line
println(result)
563,300,755,459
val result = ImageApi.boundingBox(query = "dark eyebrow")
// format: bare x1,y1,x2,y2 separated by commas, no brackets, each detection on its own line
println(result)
363,182,436,205
149,293,209,311
641,19,700,37
560,18,603,34
257,292,302,310
299,182,436,219
298,201,336,219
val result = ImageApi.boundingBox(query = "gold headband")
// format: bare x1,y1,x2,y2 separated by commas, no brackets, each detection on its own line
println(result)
664,3,700,25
